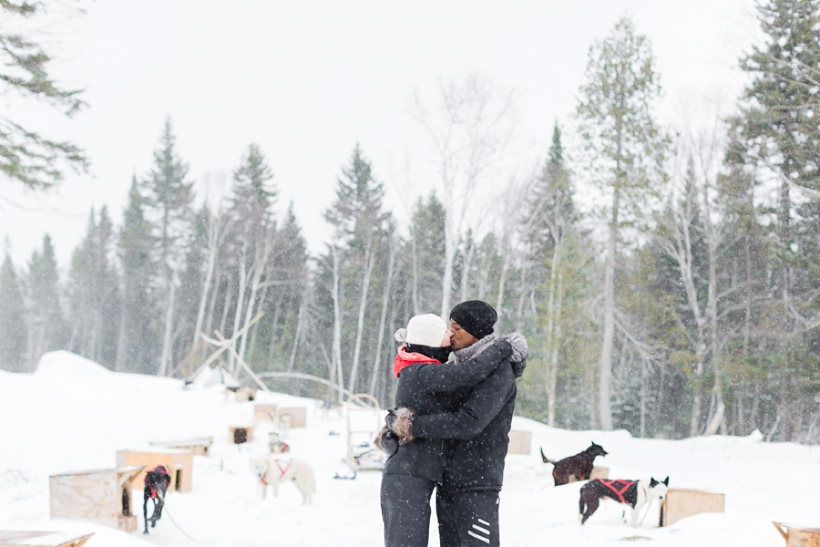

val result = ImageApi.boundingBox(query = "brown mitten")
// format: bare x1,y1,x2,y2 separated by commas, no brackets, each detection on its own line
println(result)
391,407,416,444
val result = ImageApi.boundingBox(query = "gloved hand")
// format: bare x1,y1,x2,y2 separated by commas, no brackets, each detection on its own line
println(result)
375,410,400,456
375,426,399,456
385,408,397,430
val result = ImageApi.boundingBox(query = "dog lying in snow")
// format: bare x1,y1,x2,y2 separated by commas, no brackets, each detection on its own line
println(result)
541,442,608,485
143,465,171,534
579,477,669,527
249,457,316,505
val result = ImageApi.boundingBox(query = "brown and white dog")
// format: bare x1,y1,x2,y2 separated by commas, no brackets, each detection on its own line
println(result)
541,442,608,485
579,477,669,527
249,457,316,505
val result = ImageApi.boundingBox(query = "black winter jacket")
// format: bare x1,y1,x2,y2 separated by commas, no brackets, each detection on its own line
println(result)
382,340,513,483
411,335,527,492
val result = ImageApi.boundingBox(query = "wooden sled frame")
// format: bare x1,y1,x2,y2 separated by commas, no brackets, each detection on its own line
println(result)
0,531,94,547
773,521,820,547
345,393,384,471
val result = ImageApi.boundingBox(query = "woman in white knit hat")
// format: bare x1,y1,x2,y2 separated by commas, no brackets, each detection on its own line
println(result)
378,314,513,547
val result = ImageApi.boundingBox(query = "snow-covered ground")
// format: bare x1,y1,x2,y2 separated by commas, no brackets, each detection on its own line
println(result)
0,351,817,546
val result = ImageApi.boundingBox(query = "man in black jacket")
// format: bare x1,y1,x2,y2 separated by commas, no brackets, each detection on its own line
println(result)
391,300,528,547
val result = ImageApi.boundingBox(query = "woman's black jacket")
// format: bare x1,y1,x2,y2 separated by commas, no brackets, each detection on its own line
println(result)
381,340,512,483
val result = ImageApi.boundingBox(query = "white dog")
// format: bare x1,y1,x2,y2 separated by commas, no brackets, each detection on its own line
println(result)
249,457,316,505
579,477,669,527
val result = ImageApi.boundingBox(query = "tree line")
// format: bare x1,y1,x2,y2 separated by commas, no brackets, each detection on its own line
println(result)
2,1,819,443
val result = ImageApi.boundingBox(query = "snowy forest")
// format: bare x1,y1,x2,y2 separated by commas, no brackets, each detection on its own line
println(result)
2,4,820,446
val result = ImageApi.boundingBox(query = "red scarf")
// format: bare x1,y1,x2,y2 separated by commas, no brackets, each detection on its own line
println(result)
392,344,442,378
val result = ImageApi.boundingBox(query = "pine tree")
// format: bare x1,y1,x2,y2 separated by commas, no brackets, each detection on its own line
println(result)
226,144,278,371
0,247,27,371
143,118,194,376
523,122,574,267
521,122,579,426
175,204,210,371
67,207,120,367
117,177,157,374
322,144,390,396
260,203,309,371
409,193,445,314
26,234,64,370
735,0,820,440
576,16,669,430
717,129,768,436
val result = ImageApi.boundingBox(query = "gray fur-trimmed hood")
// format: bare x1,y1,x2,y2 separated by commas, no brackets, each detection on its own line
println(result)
500,332,528,379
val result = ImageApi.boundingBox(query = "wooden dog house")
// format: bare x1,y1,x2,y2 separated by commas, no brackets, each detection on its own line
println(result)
229,426,254,444
116,449,193,493
773,522,820,547
254,404,278,422
507,430,532,455
149,436,213,456
659,488,725,526
566,466,609,484
278,407,307,428
0,531,94,547
590,466,609,480
49,466,143,532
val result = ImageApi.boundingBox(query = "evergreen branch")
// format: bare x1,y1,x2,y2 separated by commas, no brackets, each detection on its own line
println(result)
0,117,88,189
0,34,87,114
759,156,820,199
0,1,38,15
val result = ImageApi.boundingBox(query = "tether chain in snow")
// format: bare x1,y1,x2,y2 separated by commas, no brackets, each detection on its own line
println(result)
163,506,197,541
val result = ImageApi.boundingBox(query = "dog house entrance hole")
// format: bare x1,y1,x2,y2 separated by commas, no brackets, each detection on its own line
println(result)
234,428,249,444
122,487,130,517
175,469,182,491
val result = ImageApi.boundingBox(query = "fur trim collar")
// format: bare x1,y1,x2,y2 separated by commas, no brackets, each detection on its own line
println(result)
453,333,497,363
453,332,529,378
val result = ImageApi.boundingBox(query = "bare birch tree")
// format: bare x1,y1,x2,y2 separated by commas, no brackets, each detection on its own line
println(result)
412,73,515,318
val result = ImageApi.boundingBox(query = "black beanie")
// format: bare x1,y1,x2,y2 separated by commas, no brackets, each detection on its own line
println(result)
449,300,497,339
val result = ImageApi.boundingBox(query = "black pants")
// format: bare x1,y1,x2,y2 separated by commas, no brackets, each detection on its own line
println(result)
381,473,437,547
436,489,500,547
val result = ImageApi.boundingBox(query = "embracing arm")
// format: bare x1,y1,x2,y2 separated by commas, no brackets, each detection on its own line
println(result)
404,367,515,441
398,340,512,394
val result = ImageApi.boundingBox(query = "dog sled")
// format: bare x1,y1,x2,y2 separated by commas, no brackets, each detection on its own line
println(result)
0,531,94,547
335,394,385,479
773,522,820,547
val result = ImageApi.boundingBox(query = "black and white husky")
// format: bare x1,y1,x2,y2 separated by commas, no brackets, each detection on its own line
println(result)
579,477,669,527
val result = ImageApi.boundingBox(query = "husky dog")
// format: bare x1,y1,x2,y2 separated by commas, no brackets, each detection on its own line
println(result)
249,457,316,505
579,477,669,527
541,442,608,486
143,465,171,534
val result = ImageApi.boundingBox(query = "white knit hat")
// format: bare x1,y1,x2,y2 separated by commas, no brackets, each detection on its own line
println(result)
394,314,448,347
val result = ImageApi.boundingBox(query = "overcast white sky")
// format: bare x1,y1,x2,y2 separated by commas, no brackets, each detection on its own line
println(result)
0,0,759,269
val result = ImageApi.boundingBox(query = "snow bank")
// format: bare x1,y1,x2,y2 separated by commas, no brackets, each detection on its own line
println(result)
1,352,818,546
33,350,111,380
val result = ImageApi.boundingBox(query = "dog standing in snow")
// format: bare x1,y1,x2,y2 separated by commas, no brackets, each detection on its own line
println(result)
579,477,669,527
249,457,316,505
143,465,171,534
541,442,608,485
